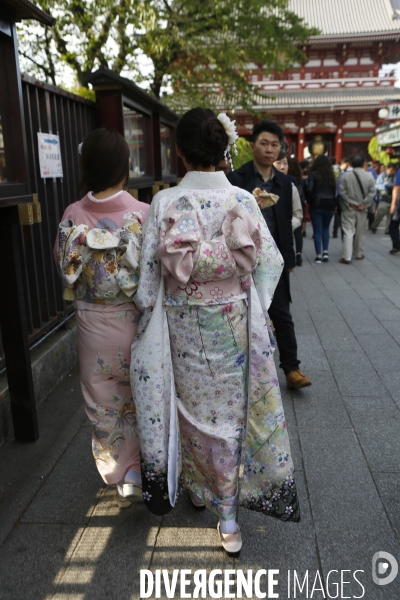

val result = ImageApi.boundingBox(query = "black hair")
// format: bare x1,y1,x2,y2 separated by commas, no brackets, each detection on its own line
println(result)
251,120,284,144
288,156,303,186
387,163,398,170
176,107,228,169
341,157,350,164
350,155,365,168
309,154,336,189
276,150,287,161
79,128,130,194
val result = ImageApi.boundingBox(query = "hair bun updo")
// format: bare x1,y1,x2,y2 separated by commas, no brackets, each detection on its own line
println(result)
176,107,229,169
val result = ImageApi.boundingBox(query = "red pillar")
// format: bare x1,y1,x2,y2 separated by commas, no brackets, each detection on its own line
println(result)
335,129,343,164
298,127,305,160
334,111,345,164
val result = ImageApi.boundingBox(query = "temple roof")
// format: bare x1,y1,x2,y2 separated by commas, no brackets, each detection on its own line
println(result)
289,0,400,39
244,86,400,112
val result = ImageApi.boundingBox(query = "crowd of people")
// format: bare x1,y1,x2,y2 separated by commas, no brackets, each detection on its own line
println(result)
270,151,400,265
53,111,398,557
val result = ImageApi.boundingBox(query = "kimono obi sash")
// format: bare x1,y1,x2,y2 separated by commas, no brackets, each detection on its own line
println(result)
58,212,144,305
165,273,246,304
159,204,262,305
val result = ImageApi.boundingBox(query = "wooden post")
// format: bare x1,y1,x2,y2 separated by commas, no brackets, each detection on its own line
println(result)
0,206,38,442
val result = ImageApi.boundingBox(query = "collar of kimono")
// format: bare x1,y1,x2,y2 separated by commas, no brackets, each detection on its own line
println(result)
179,170,232,189
79,190,136,213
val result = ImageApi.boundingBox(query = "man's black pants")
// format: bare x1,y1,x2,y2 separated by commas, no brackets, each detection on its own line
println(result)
389,217,400,249
268,274,300,374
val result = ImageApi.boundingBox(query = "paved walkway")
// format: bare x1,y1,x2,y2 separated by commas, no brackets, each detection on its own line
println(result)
0,227,400,599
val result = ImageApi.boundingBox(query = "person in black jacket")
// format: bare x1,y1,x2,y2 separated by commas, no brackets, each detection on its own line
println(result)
227,120,311,390
306,155,337,263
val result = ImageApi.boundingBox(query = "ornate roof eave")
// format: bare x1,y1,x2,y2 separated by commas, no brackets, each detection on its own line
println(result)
306,31,400,45
232,104,388,115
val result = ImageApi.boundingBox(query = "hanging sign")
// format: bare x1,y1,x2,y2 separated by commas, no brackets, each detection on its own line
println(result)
377,126,400,146
37,132,63,178
387,104,400,120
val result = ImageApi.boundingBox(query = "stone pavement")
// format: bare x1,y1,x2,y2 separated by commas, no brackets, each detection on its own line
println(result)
0,227,399,599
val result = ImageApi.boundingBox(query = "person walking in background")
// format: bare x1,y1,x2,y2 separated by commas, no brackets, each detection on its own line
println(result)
389,165,400,254
54,129,150,507
299,160,311,237
370,163,396,235
288,156,306,266
333,157,352,238
273,152,304,267
306,155,337,263
368,160,380,180
228,120,311,390
338,155,376,264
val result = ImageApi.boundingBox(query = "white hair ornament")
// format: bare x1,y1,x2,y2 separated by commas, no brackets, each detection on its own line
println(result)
217,112,239,170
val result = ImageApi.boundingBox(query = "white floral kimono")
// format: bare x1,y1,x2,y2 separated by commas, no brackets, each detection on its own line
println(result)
131,171,300,522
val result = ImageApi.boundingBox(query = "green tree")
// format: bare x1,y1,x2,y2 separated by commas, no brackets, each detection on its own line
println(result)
18,0,317,110
232,137,253,170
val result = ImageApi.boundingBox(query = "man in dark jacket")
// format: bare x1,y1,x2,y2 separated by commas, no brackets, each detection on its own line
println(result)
227,120,311,389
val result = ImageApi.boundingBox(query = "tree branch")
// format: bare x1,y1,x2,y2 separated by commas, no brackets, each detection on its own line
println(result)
19,51,56,85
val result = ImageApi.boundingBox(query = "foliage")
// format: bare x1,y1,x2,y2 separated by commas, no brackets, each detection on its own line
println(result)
232,137,253,170
62,86,96,101
17,0,317,109
368,136,399,166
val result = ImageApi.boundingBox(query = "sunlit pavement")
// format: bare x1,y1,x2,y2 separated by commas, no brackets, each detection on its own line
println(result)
0,227,399,599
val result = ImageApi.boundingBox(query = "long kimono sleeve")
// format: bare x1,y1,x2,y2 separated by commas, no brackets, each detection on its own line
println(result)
58,220,90,300
250,196,284,315
136,197,163,310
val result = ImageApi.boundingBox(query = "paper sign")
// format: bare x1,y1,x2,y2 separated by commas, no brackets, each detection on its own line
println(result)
37,132,63,178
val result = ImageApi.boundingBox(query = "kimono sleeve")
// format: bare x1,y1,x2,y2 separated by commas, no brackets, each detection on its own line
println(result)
115,212,144,298
136,197,163,310
58,219,90,300
249,195,284,315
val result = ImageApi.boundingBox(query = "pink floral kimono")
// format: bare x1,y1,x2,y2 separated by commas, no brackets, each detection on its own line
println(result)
54,191,149,484
131,171,300,522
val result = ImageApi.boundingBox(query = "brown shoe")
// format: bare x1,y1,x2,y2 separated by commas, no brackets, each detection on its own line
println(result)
286,370,312,389
356,255,365,260
339,258,352,265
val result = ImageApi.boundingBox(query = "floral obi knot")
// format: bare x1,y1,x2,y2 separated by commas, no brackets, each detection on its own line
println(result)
58,212,144,304
158,203,262,303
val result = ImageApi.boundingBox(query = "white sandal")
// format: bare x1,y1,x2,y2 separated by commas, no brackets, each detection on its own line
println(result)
115,483,143,508
217,522,242,556
189,491,206,510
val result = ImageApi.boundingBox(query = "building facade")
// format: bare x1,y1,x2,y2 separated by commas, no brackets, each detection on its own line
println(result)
234,0,400,161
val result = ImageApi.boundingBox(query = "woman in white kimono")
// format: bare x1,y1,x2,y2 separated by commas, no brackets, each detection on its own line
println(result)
131,108,299,554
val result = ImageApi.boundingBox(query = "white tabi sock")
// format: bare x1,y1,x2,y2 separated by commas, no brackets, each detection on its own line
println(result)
123,469,142,486
219,519,237,534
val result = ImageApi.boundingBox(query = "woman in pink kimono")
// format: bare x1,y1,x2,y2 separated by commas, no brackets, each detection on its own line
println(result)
131,109,299,555
54,129,149,507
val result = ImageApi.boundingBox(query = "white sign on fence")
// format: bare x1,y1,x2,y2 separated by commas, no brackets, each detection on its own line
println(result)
37,132,63,178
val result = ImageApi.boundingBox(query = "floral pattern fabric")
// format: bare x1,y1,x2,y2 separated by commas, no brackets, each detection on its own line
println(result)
55,192,150,485
131,171,299,522
58,212,145,304
76,303,141,484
